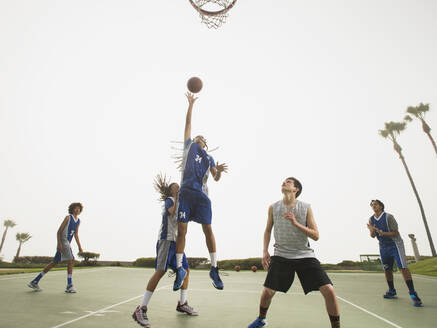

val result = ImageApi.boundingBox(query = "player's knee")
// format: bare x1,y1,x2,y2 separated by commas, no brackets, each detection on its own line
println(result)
320,284,335,298
263,287,276,297
202,224,213,236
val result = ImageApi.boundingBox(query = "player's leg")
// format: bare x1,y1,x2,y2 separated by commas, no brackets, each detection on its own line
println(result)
177,268,199,315
393,242,422,306
381,246,397,298
296,258,340,328
174,222,188,291
28,253,60,290
319,284,340,328
202,223,223,290
133,270,164,328
248,256,293,328
65,259,76,293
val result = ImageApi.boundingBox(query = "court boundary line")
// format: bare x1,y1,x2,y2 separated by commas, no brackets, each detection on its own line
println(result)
337,295,403,328
48,284,171,328
0,267,116,281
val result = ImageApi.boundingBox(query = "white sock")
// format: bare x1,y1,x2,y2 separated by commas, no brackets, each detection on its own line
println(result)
210,252,217,267
180,289,188,304
176,253,183,268
141,290,153,307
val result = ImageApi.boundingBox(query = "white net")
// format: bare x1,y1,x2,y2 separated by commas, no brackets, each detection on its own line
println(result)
191,0,233,29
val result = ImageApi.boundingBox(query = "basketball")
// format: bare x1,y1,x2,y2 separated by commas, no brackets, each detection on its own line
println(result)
187,77,203,93
251,265,257,272
234,265,240,272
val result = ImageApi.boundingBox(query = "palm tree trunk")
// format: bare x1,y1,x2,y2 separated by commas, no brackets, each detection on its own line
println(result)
421,119,437,156
396,146,436,256
15,241,22,259
0,227,8,252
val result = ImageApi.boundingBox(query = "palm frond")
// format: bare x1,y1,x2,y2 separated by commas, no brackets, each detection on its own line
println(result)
404,115,413,122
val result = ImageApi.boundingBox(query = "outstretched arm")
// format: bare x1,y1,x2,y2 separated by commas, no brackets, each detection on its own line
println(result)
74,223,83,254
262,206,274,270
210,162,228,181
184,92,197,142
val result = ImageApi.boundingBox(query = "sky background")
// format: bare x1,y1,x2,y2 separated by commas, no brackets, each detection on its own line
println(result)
1,0,436,264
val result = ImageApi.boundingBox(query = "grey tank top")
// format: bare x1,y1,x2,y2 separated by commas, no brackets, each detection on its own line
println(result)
272,200,315,259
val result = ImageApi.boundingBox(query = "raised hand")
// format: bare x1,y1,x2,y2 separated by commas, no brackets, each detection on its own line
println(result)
216,162,228,173
185,92,198,107
366,223,375,233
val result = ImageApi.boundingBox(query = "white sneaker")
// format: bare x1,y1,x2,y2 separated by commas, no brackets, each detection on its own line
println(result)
176,301,199,316
132,305,151,327
65,285,77,293
27,281,42,291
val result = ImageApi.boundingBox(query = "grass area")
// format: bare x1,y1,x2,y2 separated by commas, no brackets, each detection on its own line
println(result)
409,257,437,277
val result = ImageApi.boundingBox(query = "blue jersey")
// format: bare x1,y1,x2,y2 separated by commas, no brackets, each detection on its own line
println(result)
61,215,80,243
180,138,216,195
369,212,402,247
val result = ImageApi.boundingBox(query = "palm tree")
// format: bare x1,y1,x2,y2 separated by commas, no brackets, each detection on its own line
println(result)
404,103,437,156
0,219,17,253
379,121,436,257
14,233,31,260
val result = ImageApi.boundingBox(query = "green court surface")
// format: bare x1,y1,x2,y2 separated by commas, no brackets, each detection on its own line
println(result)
1,267,436,328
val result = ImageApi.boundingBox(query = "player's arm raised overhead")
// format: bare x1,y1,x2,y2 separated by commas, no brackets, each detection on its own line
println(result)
184,92,197,142
74,222,84,254
57,216,69,252
284,206,319,241
262,205,274,270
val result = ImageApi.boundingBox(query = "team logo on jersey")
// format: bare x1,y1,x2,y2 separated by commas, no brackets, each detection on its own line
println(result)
179,211,186,219
195,154,202,163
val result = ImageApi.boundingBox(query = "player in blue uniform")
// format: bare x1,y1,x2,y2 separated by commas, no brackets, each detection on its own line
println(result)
367,199,422,306
173,92,228,291
132,175,198,328
27,203,84,293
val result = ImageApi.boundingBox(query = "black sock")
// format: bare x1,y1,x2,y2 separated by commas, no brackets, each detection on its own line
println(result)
405,280,415,292
259,306,268,319
329,315,340,328
387,280,394,290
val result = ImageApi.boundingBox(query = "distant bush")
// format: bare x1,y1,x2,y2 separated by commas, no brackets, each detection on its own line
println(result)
77,252,100,265
133,257,209,269
218,258,263,270
111,261,122,267
13,256,53,264
187,257,208,268
133,257,155,267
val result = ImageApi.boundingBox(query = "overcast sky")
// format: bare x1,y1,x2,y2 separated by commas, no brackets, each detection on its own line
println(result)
1,0,436,264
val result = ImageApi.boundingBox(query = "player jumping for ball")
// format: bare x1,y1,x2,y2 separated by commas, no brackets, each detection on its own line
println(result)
27,203,84,293
367,199,422,306
173,92,228,291
247,178,340,328
132,174,198,328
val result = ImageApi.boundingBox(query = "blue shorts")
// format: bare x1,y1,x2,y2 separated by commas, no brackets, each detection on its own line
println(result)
155,240,189,272
177,188,212,225
380,243,408,270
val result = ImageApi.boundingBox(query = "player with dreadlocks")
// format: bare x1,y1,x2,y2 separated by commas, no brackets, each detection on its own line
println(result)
132,174,198,328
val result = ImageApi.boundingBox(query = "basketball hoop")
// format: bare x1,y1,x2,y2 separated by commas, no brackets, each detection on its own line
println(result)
189,0,237,29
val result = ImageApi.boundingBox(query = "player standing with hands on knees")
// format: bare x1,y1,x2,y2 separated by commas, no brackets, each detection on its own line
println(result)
367,199,422,306
248,178,340,328
173,92,228,291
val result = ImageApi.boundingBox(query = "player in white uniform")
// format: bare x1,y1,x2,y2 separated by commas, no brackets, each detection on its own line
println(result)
27,203,84,293
132,174,198,328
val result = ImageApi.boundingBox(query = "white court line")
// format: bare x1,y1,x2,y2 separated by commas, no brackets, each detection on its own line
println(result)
48,284,171,328
337,296,403,328
412,274,437,282
0,267,115,281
